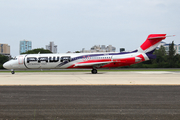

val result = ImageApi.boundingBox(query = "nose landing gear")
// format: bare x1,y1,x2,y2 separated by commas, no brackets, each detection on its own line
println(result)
11,69,15,74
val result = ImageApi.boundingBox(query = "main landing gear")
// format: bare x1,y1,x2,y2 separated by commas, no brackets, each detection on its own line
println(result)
11,69,15,74
91,69,97,74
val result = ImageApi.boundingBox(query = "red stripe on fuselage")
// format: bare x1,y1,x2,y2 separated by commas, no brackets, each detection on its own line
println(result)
67,59,112,69
136,54,145,62
67,55,145,69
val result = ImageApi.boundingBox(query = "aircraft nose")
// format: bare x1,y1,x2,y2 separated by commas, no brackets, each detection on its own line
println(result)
3,62,12,69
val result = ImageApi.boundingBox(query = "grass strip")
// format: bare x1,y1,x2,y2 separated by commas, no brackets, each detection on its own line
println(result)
1,68,180,73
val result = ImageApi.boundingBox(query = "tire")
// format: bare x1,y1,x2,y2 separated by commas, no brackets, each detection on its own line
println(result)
11,71,15,74
91,69,97,74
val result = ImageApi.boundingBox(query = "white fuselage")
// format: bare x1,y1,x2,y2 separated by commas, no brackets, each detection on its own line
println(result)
3,52,149,70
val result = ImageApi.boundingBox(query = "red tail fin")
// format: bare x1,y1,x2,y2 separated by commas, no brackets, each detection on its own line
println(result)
138,34,166,53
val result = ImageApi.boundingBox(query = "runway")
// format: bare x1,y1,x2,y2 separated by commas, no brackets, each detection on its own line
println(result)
0,71,180,85
0,71,180,119
0,86,180,120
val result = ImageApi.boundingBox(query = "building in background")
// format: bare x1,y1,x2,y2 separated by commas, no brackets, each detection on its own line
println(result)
81,45,116,53
158,41,180,55
0,43,11,59
20,40,32,54
46,42,57,53
120,48,125,52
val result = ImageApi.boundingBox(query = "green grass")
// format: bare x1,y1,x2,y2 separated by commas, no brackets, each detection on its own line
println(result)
101,69,180,72
1,68,180,73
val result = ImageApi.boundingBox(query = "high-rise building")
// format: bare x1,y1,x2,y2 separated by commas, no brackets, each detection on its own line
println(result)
20,40,32,54
81,45,116,53
0,43,11,59
106,45,116,52
157,41,180,55
0,43,10,55
46,42,57,53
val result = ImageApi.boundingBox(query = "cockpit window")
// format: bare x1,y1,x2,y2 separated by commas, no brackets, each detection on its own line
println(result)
13,57,17,60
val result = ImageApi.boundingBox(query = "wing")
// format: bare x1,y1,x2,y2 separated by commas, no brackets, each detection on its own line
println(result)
74,61,112,67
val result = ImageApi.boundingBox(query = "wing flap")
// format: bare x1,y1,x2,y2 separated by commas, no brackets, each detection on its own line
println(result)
74,61,112,67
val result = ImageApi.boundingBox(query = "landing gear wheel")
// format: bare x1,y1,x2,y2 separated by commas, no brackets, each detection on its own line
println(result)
11,71,15,74
11,69,15,74
91,69,97,74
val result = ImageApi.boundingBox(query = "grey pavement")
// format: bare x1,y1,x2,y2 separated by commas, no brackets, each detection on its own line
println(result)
0,72,180,120
0,86,180,120
0,71,180,85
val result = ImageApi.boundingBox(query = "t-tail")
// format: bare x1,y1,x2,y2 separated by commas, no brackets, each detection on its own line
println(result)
137,34,167,60
138,34,167,53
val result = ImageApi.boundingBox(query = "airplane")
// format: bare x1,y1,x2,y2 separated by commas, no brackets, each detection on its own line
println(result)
3,34,169,74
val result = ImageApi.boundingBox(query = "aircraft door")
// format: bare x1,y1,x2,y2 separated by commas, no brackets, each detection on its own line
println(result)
18,56,24,64
111,56,113,61
111,56,118,62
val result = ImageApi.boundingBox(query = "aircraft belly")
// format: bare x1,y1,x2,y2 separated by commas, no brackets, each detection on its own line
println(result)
39,63,58,69
18,64,27,69
59,62,74,69
26,63,40,69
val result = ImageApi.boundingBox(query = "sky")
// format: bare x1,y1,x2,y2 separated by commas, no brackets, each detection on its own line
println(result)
0,0,180,57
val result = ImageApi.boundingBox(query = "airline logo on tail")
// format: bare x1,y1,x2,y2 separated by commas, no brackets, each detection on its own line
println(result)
138,34,167,53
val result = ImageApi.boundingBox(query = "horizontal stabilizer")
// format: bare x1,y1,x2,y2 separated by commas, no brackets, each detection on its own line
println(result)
148,35,175,40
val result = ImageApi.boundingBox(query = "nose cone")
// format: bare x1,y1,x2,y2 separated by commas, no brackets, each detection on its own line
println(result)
3,62,12,69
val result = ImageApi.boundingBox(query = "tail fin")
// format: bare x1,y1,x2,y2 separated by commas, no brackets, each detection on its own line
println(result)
137,34,166,53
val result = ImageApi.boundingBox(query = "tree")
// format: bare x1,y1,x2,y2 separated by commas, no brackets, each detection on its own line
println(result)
152,45,167,67
21,48,52,54
75,51,80,53
168,41,176,67
0,54,9,69
154,45,166,57
168,41,176,58
173,54,180,68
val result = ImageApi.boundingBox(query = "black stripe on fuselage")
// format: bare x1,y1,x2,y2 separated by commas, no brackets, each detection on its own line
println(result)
24,54,29,69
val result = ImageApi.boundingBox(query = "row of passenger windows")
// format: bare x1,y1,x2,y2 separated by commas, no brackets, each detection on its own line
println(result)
73,57,111,60
90,57,111,59
13,56,111,61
